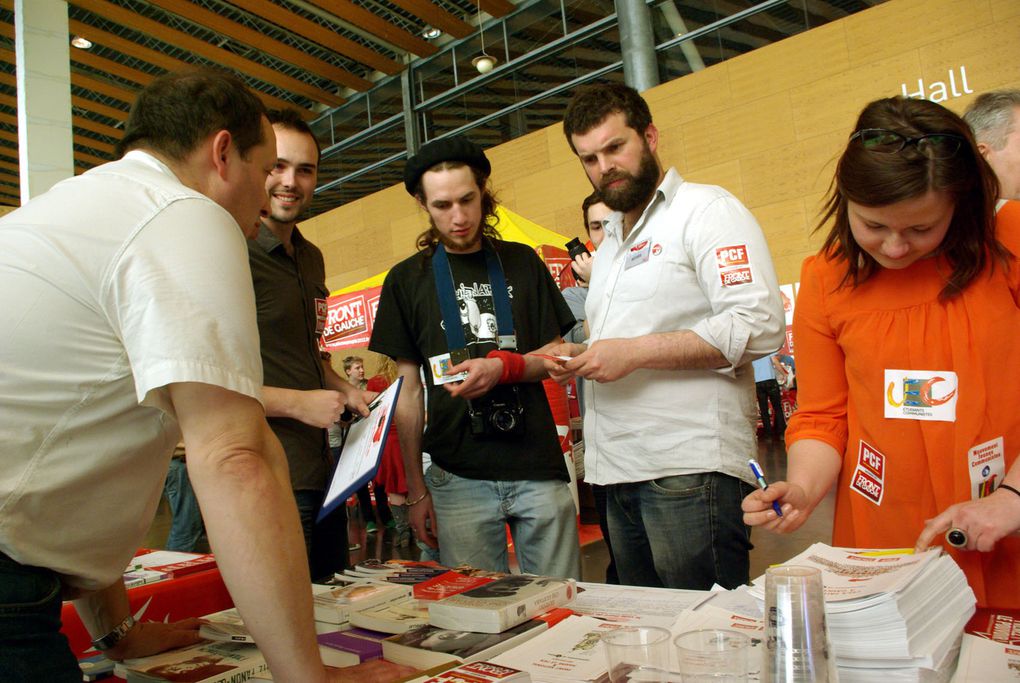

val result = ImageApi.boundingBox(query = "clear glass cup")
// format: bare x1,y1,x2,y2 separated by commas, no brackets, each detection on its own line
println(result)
603,625,672,682
674,628,750,682
763,565,830,682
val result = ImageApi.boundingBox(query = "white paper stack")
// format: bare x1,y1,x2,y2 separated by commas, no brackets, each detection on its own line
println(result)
750,543,975,683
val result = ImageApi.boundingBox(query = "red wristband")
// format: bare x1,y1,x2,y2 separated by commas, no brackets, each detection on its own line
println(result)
486,350,525,384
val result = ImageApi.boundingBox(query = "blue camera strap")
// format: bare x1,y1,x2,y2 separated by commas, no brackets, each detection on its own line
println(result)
432,240,517,355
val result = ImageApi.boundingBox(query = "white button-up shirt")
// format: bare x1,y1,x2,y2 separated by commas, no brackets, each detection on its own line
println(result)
583,168,784,486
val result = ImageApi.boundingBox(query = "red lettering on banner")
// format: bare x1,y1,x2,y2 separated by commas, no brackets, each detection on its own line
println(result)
852,468,883,504
720,266,753,287
858,441,885,479
716,244,749,267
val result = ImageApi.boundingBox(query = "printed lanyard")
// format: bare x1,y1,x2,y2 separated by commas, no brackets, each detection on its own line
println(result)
432,240,517,357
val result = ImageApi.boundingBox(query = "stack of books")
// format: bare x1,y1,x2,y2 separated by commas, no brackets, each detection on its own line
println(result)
382,574,576,669
750,543,975,682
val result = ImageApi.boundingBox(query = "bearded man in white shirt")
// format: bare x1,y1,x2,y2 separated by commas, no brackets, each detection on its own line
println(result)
550,83,785,590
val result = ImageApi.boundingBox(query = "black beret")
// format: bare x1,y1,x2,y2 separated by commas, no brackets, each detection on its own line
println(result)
403,135,491,195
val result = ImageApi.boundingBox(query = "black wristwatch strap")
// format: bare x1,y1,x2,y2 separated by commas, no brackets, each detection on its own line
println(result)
91,615,135,651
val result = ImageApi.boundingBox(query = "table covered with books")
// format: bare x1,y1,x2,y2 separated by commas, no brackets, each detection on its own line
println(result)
96,547,1015,682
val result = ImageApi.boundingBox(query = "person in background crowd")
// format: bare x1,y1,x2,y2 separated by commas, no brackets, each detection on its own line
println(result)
162,443,205,552
344,355,394,534
0,69,406,683
743,96,1020,609
560,190,619,585
248,108,372,583
551,83,784,590
366,357,413,547
752,352,787,441
369,136,581,578
964,89,1020,202
343,355,369,390
567,191,612,286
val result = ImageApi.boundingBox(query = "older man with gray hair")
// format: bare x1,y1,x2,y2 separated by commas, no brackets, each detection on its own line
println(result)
964,89,1020,202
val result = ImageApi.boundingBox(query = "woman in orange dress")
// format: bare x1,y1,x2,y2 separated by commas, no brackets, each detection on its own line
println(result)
743,96,1020,608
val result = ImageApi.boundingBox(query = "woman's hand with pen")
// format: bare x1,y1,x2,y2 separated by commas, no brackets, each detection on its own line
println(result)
742,480,805,532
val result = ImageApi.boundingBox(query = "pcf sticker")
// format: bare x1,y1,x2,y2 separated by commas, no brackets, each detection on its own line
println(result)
314,297,328,335
850,440,885,505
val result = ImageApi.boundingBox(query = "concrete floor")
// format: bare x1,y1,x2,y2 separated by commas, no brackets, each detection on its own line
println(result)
144,436,835,583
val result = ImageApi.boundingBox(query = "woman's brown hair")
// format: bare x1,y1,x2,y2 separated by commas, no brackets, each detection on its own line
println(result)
818,96,1005,299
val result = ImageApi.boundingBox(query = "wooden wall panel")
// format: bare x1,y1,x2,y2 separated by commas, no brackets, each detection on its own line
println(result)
843,0,992,66
304,0,1020,293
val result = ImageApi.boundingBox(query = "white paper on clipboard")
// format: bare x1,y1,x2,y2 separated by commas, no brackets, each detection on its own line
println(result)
317,376,403,522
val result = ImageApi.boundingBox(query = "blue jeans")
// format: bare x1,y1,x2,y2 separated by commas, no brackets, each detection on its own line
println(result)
163,457,204,551
0,550,81,682
425,464,580,579
607,472,754,590
294,490,348,583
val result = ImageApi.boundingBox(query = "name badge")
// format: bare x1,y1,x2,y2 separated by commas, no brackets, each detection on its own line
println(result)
314,298,328,336
428,352,470,385
884,369,957,422
625,240,651,270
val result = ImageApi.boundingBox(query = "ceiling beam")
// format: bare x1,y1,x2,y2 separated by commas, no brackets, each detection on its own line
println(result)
302,0,438,58
64,22,314,116
70,93,128,122
144,0,372,92
74,133,115,154
71,69,136,104
69,0,345,106
229,0,403,76
73,114,123,140
76,148,110,166
479,0,515,17
386,0,474,40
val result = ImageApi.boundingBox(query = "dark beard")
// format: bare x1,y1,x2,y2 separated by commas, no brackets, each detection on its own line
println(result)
599,147,660,213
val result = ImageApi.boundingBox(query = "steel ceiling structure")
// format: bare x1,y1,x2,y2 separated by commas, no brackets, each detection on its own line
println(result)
0,0,878,209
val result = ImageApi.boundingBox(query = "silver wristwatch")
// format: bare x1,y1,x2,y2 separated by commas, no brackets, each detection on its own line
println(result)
91,614,136,651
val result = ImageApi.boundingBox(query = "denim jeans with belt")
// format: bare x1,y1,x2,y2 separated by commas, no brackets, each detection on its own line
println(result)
607,471,754,590
425,463,581,579
0,550,82,682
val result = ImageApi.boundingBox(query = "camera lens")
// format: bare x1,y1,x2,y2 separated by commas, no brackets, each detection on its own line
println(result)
490,408,518,433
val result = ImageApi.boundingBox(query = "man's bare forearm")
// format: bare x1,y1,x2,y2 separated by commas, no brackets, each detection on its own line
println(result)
630,330,728,371
170,383,327,682
395,373,426,494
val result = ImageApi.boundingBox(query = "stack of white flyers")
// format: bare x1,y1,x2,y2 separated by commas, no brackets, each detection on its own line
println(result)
750,543,975,682
318,378,402,522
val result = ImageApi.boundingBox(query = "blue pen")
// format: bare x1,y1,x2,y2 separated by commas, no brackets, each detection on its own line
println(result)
748,458,783,517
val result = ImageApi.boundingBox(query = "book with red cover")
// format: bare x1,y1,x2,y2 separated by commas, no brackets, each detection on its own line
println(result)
964,607,1020,644
131,550,216,578
414,571,496,602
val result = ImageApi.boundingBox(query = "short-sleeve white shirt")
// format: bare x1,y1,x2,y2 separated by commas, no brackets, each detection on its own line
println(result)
583,168,784,486
0,151,263,590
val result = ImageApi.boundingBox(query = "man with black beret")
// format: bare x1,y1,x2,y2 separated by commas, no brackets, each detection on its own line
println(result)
369,136,581,578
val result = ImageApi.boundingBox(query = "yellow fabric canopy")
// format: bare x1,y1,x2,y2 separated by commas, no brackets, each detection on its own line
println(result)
333,205,569,295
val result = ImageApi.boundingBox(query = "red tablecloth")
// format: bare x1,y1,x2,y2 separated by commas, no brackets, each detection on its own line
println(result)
60,567,232,660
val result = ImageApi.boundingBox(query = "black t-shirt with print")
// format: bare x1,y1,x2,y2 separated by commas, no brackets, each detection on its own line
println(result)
369,239,575,481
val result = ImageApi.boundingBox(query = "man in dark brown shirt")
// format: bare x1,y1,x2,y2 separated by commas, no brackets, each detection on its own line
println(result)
247,109,370,580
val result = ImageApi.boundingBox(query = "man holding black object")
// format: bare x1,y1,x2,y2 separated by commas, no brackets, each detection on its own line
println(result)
369,136,580,578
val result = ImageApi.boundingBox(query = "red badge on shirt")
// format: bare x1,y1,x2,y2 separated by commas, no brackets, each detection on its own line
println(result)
850,440,885,505
314,298,328,336
716,245,749,267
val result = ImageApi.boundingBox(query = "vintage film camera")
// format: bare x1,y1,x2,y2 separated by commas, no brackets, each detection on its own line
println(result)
468,385,525,438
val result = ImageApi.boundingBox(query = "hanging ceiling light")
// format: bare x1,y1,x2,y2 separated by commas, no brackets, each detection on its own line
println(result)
471,0,497,74
422,26,442,40
70,35,94,50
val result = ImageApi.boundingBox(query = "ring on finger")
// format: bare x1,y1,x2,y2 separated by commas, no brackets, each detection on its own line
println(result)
945,527,968,548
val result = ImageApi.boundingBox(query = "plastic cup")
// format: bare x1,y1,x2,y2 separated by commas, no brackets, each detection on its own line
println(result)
762,565,830,682
603,626,672,683
674,628,750,682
